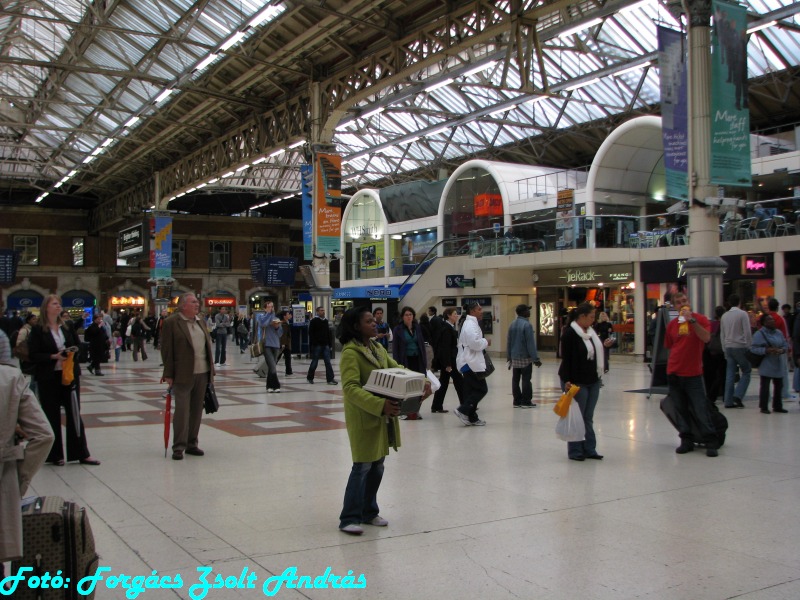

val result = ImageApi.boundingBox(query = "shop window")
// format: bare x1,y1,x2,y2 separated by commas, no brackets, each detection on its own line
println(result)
253,242,273,258
172,240,186,268
209,241,230,269
14,235,38,266
72,237,84,266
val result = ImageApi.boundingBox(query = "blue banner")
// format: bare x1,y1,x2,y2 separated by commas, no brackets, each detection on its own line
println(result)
300,164,313,260
658,26,689,201
710,0,751,186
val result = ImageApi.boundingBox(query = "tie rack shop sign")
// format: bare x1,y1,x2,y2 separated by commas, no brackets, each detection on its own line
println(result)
534,265,633,287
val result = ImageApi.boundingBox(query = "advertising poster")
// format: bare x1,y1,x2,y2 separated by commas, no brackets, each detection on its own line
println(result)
657,25,689,200
314,153,342,255
556,189,575,249
710,0,751,186
149,214,172,279
300,164,313,260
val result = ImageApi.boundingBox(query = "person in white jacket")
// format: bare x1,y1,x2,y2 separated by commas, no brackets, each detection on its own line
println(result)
455,302,490,426
0,330,55,571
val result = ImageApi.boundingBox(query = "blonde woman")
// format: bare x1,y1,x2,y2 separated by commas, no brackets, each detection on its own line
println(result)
27,295,100,466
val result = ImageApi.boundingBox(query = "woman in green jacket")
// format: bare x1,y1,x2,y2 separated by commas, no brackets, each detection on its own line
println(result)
337,306,430,535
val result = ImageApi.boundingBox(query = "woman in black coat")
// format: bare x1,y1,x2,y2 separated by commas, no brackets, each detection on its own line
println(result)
83,313,109,376
391,306,427,419
430,307,463,413
28,294,100,466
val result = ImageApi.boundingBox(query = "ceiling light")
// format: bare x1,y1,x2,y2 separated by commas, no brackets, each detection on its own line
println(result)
124,116,140,128
207,178,219,184
222,171,235,178
154,89,174,104
557,17,603,40
220,31,246,51
194,54,219,72
252,157,267,165
565,77,600,91
462,61,497,78
747,20,776,34
100,138,114,147
248,5,284,28
35,193,48,203
360,106,384,120
269,149,285,158
82,156,95,164
288,140,305,149
424,78,454,93
235,164,250,172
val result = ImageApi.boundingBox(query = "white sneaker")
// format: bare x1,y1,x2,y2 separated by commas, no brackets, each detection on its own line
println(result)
267,389,275,393
454,408,471,426
366,516,388,527
273,389,281,393
472,418,487,426
339,523,363,535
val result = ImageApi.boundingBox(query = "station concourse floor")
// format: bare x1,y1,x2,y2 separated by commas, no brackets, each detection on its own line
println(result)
18,344,800,600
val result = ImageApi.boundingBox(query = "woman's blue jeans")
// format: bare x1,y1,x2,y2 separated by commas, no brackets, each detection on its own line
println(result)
564,380,601,459
339,457,385,527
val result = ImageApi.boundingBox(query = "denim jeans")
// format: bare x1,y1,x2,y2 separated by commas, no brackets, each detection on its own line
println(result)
511,363,533,405
214,332,227,364
723,347,751,406
564,380,601,458
307,345,334,382
339,457,385,527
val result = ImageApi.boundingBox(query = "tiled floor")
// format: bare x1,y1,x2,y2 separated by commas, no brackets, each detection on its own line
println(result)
14,346,800,599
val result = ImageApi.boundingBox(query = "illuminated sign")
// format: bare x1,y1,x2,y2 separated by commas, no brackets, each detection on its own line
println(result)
742,255,767,275
110,296,145,306
205,297,236,307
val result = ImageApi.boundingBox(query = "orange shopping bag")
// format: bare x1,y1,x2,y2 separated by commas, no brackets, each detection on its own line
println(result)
61,351,76,386
553,384,580,418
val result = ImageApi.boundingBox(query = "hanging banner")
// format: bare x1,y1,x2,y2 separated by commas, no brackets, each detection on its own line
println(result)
149,213,173,279
314,153,342,255
300,164,313,260
657,26,689,201
555,189,576,249
710,0,751,187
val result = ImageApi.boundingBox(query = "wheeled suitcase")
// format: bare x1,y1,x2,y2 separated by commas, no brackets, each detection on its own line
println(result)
11,496,100,599
77,341,90,364
660,394,728,448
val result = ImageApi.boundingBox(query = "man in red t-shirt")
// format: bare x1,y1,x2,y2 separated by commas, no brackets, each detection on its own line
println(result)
664,292,719,457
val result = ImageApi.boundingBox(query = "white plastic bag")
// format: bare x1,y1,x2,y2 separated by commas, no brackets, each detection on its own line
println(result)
555,400,586,442
426,369,441,393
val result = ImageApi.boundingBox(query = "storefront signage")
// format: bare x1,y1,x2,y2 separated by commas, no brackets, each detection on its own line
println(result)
205,297,236,307
535,264,632,287
742,255,767,275
333,285,400,299
110,296,145,306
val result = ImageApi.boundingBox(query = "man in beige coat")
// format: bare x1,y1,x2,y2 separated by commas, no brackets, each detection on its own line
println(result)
1,330,55,566
160,293,214,461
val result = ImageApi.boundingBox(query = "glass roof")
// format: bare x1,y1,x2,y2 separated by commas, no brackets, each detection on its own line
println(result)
0,0,798,214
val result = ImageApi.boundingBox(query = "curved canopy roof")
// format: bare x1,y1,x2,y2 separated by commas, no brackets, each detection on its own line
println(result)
0,0,798,228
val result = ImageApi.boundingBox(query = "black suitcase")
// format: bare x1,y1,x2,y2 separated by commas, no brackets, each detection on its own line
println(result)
11,496,100,600
77,342,90,364
660,394,728,448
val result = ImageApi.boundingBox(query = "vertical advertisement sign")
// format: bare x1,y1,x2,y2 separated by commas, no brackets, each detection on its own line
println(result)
314,153,342,255
710,0,751,186
555,189,575,249
658,26,689,200
150,213,172,279
300,164,313,260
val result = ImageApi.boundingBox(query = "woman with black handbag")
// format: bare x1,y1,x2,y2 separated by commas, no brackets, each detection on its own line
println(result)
27,294,100,466
750,313,789,414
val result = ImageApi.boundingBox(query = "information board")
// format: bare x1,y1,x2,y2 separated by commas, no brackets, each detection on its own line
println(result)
0,249,20,284
249,257,298,286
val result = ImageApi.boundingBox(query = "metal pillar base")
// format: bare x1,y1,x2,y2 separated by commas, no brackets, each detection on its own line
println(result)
682,256,728,317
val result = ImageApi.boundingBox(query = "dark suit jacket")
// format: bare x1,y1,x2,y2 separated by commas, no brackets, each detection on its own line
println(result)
160,313,214,386
27,324,82,384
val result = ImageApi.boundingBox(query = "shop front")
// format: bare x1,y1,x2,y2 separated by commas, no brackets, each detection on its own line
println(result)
5,289,44,313
533,264,634,353
109,291,147,316
61,289,97,328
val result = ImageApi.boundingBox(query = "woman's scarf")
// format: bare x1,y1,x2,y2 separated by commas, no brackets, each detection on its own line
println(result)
352,339,386,369
570,320,605,379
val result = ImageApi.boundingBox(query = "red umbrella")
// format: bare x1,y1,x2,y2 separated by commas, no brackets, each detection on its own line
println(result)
163,388,172,457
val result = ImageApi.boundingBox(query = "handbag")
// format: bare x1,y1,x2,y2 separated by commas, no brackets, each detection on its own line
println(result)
745,349,764,367
204,383,219,414
249,342,263,358
477,350,495,378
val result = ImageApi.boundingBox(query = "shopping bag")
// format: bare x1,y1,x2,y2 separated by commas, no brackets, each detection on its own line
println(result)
426,369,441,393
555,400,585,442
61,351,76,386
553,384,580,418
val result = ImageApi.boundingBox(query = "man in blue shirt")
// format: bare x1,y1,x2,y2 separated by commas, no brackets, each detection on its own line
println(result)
506,304,541,408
